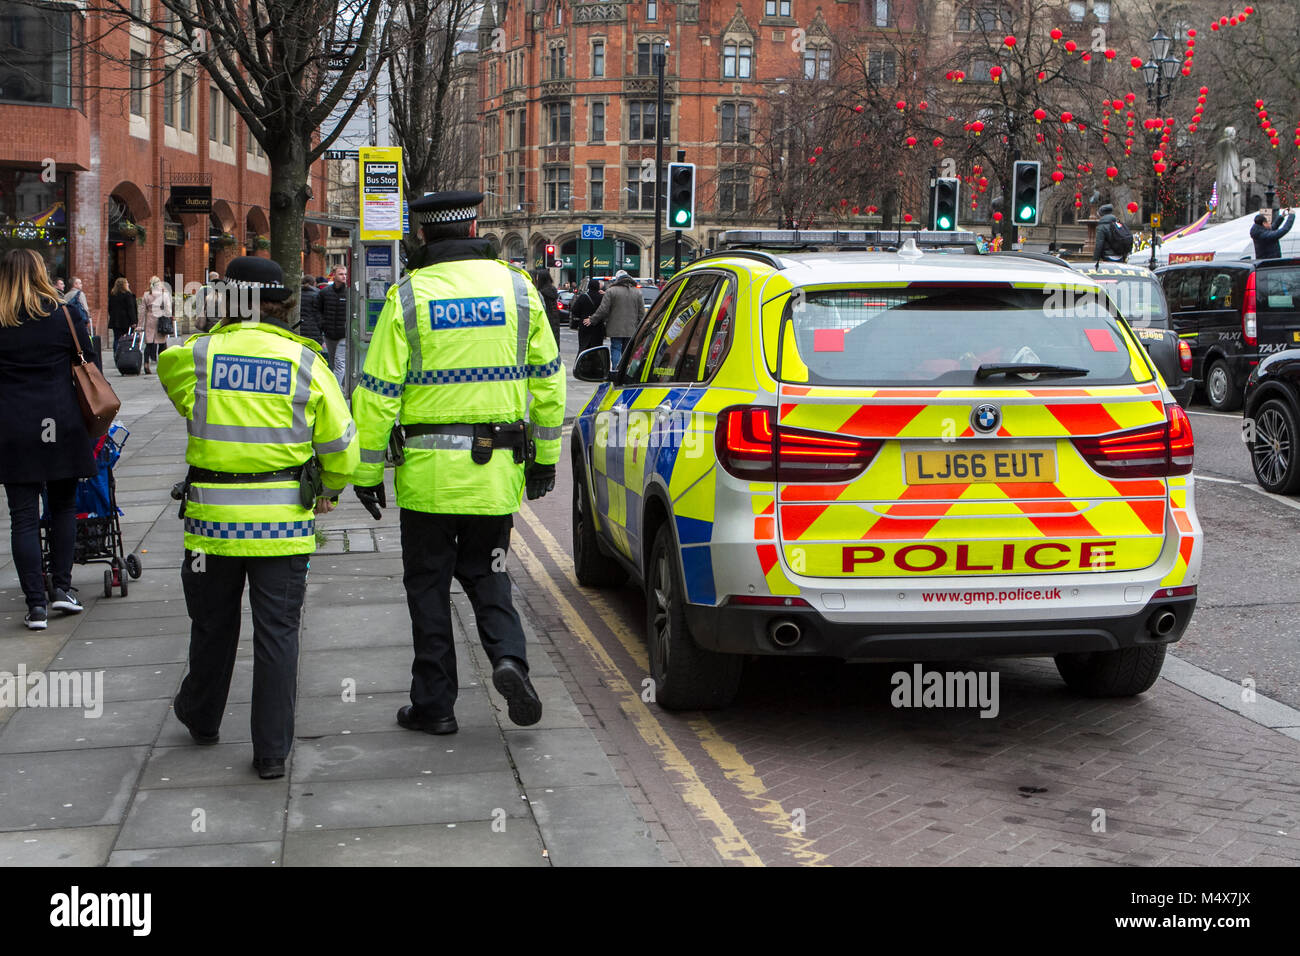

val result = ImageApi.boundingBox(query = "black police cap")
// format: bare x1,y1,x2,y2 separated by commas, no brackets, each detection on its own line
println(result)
410,190,485,225
224,256,292,302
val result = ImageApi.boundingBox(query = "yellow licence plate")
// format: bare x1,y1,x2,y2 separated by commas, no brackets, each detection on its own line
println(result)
904,447,1057,484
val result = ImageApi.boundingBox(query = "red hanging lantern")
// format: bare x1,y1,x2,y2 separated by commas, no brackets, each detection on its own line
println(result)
990,65,1003,82
851,206,860,214
1130,56,1143,69
853,105,864,113
841,199,849,206
1003,35,1017,47
896,100,907,111
1127,201,1139,214
1050,28,1063,42
918,100,928,110
1154,161,1167,175
1035,132,1045,143
867,205,878,214
1229,16,1238,26
1106,166,1118,179
1033,108,1047,123
808,156,817,164
932,136,944,147
1104,49,1116,60
1064,40,1077,53
992,211,1003,222
903,213,913,223
1050,170,1065,183
1188,29,1197,37
1219,16,1229,26
971,120,984,135
1181,66,1191,76
814,146,823,154
905,136,917,148
1210,22,1219,31
1060,111,1073,124
1125,92,1136,103
1037,70,1047,82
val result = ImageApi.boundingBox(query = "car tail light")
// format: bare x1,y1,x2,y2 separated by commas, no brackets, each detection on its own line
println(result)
1243,271,1258,345
716,406,883,482
1178,338,1193,373
1072,404,1194,478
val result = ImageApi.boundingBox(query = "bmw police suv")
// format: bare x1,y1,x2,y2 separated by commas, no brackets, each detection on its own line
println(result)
570,231,1201,710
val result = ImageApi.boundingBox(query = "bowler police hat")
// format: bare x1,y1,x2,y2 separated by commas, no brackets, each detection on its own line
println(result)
224,256,292,302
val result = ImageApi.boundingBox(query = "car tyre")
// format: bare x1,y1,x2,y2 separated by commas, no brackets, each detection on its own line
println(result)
1054,644,1167,697
1249,397,1300,494
645,524,742,710
1205,359,1242,411
572,459,628,588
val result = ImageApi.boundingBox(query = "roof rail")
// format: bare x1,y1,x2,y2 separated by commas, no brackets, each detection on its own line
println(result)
719,228,982,252
689,248,786,269
986,250,1073,268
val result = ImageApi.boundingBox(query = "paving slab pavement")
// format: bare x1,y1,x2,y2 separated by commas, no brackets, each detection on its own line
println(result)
0,370,663,867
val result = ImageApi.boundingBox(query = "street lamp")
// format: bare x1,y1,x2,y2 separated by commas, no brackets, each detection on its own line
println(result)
1141,28,1181,269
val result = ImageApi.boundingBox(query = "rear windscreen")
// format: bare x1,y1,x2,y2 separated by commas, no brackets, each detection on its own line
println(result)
781,286,1143,387
1256,266,1300,312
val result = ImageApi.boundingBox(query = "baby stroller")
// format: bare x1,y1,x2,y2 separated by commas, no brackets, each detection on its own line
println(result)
41,423,144,599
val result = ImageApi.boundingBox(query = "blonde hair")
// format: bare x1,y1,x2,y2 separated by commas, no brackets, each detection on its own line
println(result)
149,275,162,290
0,249,61,328
112,277,130,295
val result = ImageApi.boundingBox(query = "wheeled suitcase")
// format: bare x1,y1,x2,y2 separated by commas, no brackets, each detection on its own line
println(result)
114,332,143,375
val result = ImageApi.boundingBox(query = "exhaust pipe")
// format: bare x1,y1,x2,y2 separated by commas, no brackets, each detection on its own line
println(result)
768,619,802,648
1148,609,1178,637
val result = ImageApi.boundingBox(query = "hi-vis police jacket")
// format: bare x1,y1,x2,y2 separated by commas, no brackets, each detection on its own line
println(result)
351,239,565,515
157,321,360,556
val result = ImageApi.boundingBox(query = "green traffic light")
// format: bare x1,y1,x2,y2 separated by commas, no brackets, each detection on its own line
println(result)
1020,205,1035,220
937,216,952,229
674,210,690,225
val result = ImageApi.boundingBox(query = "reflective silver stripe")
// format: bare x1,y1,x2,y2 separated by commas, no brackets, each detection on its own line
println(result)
360,447,387,463
314,420,357,455
398,278,422,375
187,485,303,507
532,423,563,441
188,339,314,445
510,269,530,367
405,432,473,451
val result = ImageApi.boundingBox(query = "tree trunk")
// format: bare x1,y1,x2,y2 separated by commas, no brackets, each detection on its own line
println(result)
268,136,310,324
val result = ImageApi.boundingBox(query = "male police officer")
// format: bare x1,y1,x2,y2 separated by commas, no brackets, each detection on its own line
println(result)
158,257,359,779
350,191,565,734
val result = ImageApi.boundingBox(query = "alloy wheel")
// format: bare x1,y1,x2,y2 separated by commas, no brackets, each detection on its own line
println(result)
651,551,672,678
1253,405,1291,488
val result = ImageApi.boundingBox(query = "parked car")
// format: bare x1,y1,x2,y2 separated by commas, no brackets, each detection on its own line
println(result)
570,242,1199,709
1157,257,1300,411
1075,262,1195,407
1244,350,1300,493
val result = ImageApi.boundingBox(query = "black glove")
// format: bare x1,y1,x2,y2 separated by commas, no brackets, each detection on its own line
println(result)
355,483,386,520
525,463,556,501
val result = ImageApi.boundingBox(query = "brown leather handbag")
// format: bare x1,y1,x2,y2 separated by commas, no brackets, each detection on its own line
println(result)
63,306,120,439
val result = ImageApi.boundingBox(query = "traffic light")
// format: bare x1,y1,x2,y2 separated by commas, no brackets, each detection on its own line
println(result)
666,162,696,230
545,243,557,267
1011,160,1041,226
933,177,959,231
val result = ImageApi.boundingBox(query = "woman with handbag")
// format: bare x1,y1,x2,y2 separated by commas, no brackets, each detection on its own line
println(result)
0,249,98,629
140,275,173,374
107,276,135,349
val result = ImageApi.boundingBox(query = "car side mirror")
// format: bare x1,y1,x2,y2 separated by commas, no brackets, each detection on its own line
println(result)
574,346,612,382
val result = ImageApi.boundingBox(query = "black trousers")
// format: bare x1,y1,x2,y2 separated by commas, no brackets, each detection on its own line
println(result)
177,550,309,759
400,510,528,719
4,479,77,609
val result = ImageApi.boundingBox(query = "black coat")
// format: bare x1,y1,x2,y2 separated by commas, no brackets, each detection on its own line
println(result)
319,281,348,340
108,291,137,334
572,288,605,353
0,302,97,484
1094,215,1128,262
1251,213,1295,260
537,282,560,342
298,284,324,344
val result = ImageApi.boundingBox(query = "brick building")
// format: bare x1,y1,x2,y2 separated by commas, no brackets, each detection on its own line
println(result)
473,0,923,283
0,2,327,336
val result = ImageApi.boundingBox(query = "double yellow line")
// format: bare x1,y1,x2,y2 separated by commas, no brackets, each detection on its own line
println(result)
516,505,829,867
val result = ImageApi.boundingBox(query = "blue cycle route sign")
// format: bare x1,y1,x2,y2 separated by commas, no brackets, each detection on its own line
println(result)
581,223,604,241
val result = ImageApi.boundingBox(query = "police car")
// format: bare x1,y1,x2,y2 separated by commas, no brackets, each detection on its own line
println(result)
570,233,1201,710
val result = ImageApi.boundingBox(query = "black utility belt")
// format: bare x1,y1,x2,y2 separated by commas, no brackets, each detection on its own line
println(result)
402,421,533,465
186,466,303,483
174,460,324,515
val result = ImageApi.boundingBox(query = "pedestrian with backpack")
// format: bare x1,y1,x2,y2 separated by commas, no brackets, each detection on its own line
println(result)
1094,204,1135,264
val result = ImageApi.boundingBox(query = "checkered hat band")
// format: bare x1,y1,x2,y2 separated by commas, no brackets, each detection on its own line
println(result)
229,280,284,290
419,206,477,224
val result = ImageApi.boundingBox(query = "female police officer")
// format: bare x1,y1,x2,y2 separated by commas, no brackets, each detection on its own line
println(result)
158,257,359,779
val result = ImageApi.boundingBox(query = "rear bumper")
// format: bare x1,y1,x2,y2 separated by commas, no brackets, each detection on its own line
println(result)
684,595,1196,661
